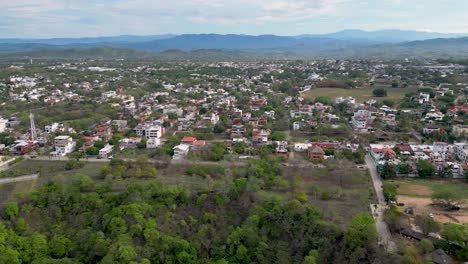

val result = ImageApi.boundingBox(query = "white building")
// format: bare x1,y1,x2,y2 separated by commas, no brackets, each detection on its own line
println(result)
172,144,190,160
52,135,76,157
454,143,468,162
101,91,117,100
351,110,372,130
45,122,60,134
98,144,114,158
146,138,161,149
134,122,164,139
335,96,356,105
0,117,7,133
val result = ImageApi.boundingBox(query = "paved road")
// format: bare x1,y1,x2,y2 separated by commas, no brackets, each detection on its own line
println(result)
0,174,39,184
365,154,397,252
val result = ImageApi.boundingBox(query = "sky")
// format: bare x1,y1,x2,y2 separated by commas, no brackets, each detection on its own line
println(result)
1,0,468,38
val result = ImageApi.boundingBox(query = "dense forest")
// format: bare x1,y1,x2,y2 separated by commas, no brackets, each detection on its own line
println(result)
0,159,386,264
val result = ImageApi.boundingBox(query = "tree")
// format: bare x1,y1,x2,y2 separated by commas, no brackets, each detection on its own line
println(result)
270,131,287,141
415,215,440,235
314,96,331,105
416,160,436,177
431,189,463,209
232,142,248,154
382,182,398,202
4,202,19,219
379,162,397,179
167,112,178,119
373,88,387,97
345,213,377,261
86,146,99,156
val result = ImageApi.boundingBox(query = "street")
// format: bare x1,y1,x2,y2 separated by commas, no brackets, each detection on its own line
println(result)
365,154,397,252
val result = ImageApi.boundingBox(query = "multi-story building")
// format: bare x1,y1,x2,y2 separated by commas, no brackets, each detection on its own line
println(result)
0,117,7,133
53,135,76,157
45,122,60,134
134,121,165,139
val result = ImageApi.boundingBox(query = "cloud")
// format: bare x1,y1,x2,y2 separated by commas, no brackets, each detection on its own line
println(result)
1,0,468,37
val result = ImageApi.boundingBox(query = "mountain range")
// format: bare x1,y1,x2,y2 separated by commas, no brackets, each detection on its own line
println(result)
1,29,468,60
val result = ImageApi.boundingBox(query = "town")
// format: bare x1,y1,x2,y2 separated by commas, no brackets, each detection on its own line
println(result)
0,58,467,263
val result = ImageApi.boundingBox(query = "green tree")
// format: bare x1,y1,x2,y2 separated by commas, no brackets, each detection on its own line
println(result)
4,202,19,219
345,213,377,261
373,88,387,97
270,131,287,141
431,189,463,209
416,160,436,177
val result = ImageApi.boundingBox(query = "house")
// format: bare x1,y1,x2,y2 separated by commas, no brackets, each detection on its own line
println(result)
454,143,468,162
146,138,161,149
452,125,468,137
181,137,198,145
52,135,76,157
45,122,60,133
294,143,310,152
119,137,142,150
351,110,372,130
423,126,441,135
94,124,113,141
0,117,8,133
308,145,325,161
173,144,190,160
370,145,397,161
98,144,113,158
134,122,164,139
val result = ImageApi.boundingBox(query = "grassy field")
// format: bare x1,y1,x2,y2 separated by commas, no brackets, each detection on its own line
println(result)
390,179,468,224
301,86,419,103
390,179,468,200
286,161,375,227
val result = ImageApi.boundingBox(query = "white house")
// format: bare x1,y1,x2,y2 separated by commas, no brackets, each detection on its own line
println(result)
52,135,76,157
0,117,7,133
45,122,60,133
98,144,114,158
172,144,190,160
351,110,372,130
134,122,164,139
146,138,161,149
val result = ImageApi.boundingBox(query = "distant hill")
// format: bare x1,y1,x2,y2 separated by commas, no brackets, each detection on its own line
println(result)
0,35,175,45
0,47,155,60
2,35,468,60
300,29,468,43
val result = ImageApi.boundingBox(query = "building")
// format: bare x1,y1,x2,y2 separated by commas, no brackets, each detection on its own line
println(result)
454,143,468,162
351,110,372,130
52,135,76,157
369,145,397,161
453,125,468,137
146,138,161,149
308,145,325,161
172,144,190,160
45,122,59,134
134,122,164,139
98,144,113,158
0,117,7,133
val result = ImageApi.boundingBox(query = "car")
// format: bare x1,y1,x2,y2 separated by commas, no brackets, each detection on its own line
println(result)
428,213,434,218
107,156,113,160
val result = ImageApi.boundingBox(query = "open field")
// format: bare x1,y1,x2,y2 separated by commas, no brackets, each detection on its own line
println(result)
286,161,375,227
301,86,420,103
389,179,468,224
391,179,468,199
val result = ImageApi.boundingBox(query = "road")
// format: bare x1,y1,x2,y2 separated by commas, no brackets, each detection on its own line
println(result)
365,154,396,252
0,174,39,184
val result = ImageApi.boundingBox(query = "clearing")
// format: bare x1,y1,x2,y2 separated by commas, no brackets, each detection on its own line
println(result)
389,179,468,224
301,86,419,103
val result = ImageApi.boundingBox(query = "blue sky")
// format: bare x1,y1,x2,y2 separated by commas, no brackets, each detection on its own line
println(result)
1,0,468,38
